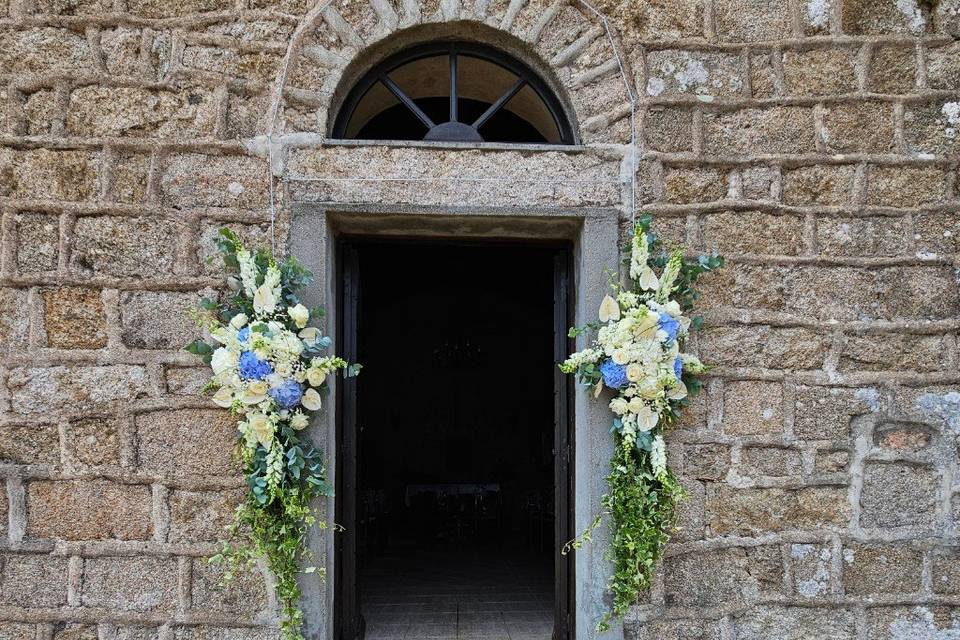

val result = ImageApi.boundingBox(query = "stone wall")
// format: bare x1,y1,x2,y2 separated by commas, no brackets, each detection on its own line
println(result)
0,0,958,639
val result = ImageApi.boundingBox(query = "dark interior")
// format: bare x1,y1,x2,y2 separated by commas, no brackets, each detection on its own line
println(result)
353,241,559,636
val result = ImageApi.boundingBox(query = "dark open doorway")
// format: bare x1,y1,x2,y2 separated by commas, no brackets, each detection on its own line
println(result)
335,239,573,640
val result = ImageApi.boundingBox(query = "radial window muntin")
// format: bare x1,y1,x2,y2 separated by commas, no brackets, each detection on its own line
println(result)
332,41,576,145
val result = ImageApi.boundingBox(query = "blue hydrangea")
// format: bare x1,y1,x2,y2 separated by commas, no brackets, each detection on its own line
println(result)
600,359,629,389
673,356,683,381
237,327,251,343
239,350,273,380
658,314,680,344
269,379,304,409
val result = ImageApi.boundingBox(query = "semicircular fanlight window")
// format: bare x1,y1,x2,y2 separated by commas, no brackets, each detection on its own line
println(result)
332,42,575,145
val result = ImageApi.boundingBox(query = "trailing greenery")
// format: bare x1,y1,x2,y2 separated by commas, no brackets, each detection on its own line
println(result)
561,216,722,631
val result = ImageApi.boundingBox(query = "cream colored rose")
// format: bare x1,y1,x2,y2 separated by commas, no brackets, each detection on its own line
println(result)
288,304,309,329
243,380,269,404
307,367,327,387
248,413,274,447
610,398,629,415
212,386,233,408
302,388,322,411
626,363,644,383
599,294,620,322
612,349,629,365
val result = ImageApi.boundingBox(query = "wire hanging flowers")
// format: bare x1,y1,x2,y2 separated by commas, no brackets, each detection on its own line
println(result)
186,229,360,640
560,216,722,631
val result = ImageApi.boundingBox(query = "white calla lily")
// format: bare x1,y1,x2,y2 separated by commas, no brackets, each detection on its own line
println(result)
253,285,277,315
639,267,659,291
599,294,621,322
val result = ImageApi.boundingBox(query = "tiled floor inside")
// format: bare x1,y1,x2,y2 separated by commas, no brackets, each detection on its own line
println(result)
360,549,555,640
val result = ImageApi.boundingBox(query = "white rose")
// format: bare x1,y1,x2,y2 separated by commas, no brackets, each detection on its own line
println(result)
211,348,236,375
302,388,322,411
290,412,309,430
230,313,249,329
307,367,327,387
664,300,681,317
288,304,309,329
248,413,274,447
299,327,320,345
253,285,277,315
244,380,269,404
666,380,688,401
212,386,233,408
612,349,629,365
626,363,644,383
609,397,629,415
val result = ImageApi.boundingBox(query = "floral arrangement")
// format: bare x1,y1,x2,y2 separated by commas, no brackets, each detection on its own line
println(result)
560,216,722,630
186,229,359,640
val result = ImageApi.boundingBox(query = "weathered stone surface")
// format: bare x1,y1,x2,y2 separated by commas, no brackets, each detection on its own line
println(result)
682,443,730,481
877,266,960,321
172,627,279,640
99,27,143,76
42,287,107,349
7,365,149,415
842,543,923,594
67,86,217,138
0,554,68,607
598,0,705,43
816,216,905,257
815,449,851,473
135,409,237,478
749,52,778,99
664,547,780,606
644,107,693,153
2,149,99,201
698,326,826,370
840,333,948,372
81,557,178,611
842,0,928,34
673,479,705,542
0,27,91,74
0,424,59,464
708,485,850,535
0,623,38,640
870,44,918,94
626,618,722,640
701,211,804,256
782,47,857,96
784,267,878,321
52,626,97,640
867,165,948,207
645,50,743,98
70,216,177,278
23,89,57,135
914,210,960,256
197,221,271,276
723,380,783,436
932,548,960,595
127,0,231,17
714,0,793,42
741,446,802,477
168,489,243,543
695,264,789,314
191,559,269,615
26,479,152,540
109,153,151,203
794,386,877,441
866,606,960,640
664,167,729,203
120,291,204,349
733,606,857,640
874,421,935,452
903,101,960,158
926,43,960,90
165,366,211,396
860,462,938,530
704,107,815,156
161,153,269,209
15,212,59,273
741,165,777,200
63,415,122,468
0,288,30,354
790,544,834,598
820,102,895,153
782,164,855,205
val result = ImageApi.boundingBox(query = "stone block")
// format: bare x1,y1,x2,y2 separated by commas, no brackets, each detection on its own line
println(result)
70,216,177,279
0,27,91,74
127,0,232,18
741,446,802,477
697,325,826,370
784,267,877,321
42,287,107,349
664,167,729,203
694,265,788,314
802,0,835,35
165,366,211,396
135,409,237,478
840,333,948,372
180,45,282,85
3,149,99,201
816,216,905,257
63,415,122,468
926,43,960,90
874,421,936,452
820,102,895,153
733,606,857,640
704,106,816,156
932,548,960,595
81,556,178,612
749,52,778,99
664,548,765,607
120,290,205,350
7,365,149,415
701,211,804,256
903,101,960,158
99,27,143,76
870,44,917,94
714,0,793,42
842,542,923,594
626,618,722,640
815,449,850,473
53,626,97,640
614,0,706,42
191,559,269,615
0,423,59,464
644,107,694,153
15,212,59,273
868,165,947,207
841,0,928,34
66,86,217,139
26,479,152,540
722,380,784,436
782,47,857,96
860,461,938,530
226,92,270,139
0,624,38,640
934,0,960,35
877,266,959,321
866,606,960,640
110,153,151,203
794,386,877,441
0,554,68,607
741,165,777,200
160,153,270,209
682,443,730,481
644,50,743,98
168,489,243,543
673,479,705,542
790,543,834,598
914,211,960,256
708,485,850,536
0,289,29,355
172,627,279,640
23,89,57,135
782,164,855,205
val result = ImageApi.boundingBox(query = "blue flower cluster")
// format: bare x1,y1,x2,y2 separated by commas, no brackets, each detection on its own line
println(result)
673,356,683,381
658,314,680,344
600,359,629,389
269,379,304,409
237,327,251,343
239,350,273,380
